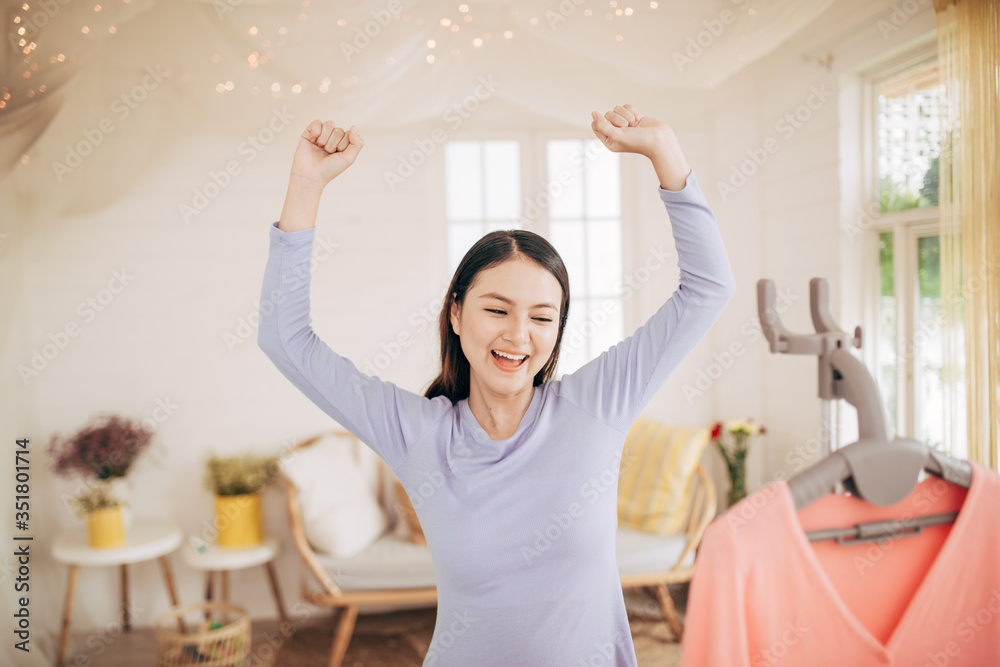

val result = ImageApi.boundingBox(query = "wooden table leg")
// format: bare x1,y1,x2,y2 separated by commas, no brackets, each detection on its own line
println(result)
264,561,289,625
157,555,185,633
204,571,214,622
58,565,78,667
120,564,130,632
221,570,230,624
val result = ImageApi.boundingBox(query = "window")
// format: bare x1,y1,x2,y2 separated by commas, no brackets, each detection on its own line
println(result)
875,59,941,213
443,135,623,376
545,139,623,375
867,48,965,458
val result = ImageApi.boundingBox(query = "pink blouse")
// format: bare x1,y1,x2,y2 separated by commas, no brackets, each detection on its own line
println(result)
681,461,1000,666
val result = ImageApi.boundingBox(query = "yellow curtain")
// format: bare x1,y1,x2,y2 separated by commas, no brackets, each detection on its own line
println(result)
935,0,1000,469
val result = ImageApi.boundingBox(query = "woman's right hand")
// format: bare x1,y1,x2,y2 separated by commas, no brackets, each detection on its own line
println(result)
289,120,364,189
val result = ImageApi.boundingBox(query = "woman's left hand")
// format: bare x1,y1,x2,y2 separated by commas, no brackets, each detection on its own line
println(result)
590,104,673,159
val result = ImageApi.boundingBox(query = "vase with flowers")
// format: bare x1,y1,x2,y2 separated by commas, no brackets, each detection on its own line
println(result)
205,453,280,547
48,414,154,535
69,482,128,548
711,418,767,507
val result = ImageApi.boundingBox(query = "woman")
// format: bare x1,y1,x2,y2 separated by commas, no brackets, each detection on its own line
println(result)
258,104,735,666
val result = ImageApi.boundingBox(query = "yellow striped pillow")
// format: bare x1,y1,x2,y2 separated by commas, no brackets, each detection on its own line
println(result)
617,418,711,535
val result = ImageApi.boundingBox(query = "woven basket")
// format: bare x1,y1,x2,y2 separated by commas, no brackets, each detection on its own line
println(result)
155,601,250,666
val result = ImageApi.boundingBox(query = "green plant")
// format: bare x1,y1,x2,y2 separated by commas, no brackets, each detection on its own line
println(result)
711,419,767,507
205,453,280,496
68,481,128,518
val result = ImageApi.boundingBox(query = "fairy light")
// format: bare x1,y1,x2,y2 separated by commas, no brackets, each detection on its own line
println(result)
0,1,668,112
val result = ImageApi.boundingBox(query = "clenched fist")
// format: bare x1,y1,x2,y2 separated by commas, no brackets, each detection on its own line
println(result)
590,104,690,191
590,104,672,159
289,120,365,189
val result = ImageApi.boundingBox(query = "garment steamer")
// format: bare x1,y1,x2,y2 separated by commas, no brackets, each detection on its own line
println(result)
756,277,971,544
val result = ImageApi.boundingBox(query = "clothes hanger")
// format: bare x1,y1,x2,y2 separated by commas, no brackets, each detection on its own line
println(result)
757,278,972,544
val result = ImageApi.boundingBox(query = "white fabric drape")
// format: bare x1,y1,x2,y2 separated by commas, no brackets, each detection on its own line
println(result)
0,0,833,222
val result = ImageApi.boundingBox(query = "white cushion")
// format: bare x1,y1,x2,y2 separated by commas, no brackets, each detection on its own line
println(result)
280,434,387,559
313,525,694,591
315,530,437,590
615,525,694,575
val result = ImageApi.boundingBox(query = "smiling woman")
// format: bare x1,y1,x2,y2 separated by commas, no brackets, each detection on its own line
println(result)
427,237,570,439
257,104,736,666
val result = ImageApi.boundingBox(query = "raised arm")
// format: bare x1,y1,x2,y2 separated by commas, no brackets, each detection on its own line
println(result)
257,120,448,472
555,105,737,433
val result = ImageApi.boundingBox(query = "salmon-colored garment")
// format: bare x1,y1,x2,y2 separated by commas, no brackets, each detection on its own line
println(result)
681,462,1000,666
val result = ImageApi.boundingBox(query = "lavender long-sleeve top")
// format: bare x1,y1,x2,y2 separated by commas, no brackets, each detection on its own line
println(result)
257,169,735,666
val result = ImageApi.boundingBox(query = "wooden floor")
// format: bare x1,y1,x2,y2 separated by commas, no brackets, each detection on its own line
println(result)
62,586,687,666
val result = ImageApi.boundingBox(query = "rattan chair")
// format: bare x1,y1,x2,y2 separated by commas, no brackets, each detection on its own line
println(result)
284,429,716,666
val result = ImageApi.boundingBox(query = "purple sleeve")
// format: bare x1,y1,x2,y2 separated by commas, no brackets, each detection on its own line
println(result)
256,222,448,472
554,169,736,433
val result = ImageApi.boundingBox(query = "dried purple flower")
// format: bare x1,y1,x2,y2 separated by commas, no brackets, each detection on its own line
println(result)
48,414,153,480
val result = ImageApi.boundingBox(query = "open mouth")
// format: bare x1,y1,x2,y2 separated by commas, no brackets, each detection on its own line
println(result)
492,349,528,369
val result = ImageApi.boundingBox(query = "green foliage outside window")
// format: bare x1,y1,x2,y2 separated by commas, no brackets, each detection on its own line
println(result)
879,232,894,297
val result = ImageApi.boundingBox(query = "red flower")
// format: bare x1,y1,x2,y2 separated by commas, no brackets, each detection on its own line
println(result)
710,422,722,440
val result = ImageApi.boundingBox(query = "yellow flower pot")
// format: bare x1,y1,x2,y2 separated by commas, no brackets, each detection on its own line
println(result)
87,506,125,549
214,493,263,547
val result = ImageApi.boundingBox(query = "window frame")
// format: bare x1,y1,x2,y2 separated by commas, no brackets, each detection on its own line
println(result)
860,38,942,443
436,126,634,377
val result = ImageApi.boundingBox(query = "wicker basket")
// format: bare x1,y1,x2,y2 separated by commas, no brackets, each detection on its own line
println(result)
155,601,251,666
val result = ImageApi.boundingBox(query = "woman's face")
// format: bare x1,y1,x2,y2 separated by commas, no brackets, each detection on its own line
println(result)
450,258,563,397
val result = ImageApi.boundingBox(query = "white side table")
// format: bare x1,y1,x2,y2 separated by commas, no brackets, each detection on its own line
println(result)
181,536,288,628
51,519,183,666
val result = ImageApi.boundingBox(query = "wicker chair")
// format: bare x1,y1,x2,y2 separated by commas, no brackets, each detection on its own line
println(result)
284,429,716,667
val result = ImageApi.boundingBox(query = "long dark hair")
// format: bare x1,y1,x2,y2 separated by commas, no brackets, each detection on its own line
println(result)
423,230,570,404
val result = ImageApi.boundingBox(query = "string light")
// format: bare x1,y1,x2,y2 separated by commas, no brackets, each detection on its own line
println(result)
0,2,697,113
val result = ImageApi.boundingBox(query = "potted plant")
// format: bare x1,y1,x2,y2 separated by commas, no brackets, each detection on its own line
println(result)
68,481,128,548
48,414,154,532
711,418,767,507
204,453,280,547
